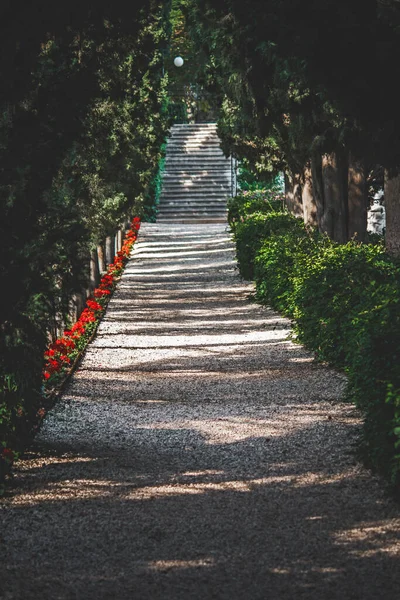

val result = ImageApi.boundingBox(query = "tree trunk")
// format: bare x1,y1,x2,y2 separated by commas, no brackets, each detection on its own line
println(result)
348,154,367,241
322,152,347,243
97,244,106,273
384,169,400,257
311,152,325,232
71,291,85,322
284,171,303,217
105,235,115,266
90,250,100,291
302,163,317,226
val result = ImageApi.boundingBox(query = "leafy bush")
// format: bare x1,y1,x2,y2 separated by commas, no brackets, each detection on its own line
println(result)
241,212,400,490
227,188,285,228
233,211,305,280
255,228,317,314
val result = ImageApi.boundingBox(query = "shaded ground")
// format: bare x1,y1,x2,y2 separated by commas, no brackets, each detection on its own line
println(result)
1,223,399,600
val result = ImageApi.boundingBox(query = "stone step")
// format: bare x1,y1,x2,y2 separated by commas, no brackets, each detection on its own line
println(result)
156,122,230,224
160,191,231,199
159,199,227,207
165,162,230,169
170,129,217,135
157,218,227,224
161,182,231,189
162,172,231,179
168,136,220,144
165,155,229,160
168,134,220,141
166,149,225,156
161,178,231,184
161,185,230,197
160,198,229,205
158,200,227,208
163,167,231,173
157,212,227,219
167,137,221,143
171,123,217,127
158,209,227,216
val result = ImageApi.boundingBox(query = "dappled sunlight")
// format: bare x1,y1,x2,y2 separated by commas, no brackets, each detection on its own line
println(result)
147,558,215,571
122,260,235,274
115,284,254,295
333,522,400,558
289,357,314,363
92,330,291,349
7,464,378,507
130,247,232,259
100,317,284,331
8,469,364,505
4,223,399,600
133,410,357,446
125,259,234,274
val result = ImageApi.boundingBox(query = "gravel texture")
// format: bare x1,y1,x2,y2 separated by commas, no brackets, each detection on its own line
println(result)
1,222,400,600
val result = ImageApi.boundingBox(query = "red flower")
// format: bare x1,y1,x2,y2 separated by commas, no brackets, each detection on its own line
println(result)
80,309,96,323
48,358,61,371
42,216,140,389
86,299,102,311
94,289,110,298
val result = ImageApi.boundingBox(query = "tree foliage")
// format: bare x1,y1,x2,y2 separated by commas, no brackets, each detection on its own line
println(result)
0,1,171,478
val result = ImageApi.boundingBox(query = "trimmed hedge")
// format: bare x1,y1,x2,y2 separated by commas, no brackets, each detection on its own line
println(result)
232,204,400,491
233,212,304,280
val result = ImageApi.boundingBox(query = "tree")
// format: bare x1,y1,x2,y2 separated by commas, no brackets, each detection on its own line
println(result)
185,0,400,251
0,0,172,469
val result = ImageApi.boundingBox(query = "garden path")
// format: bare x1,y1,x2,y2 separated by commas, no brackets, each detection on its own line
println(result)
1,222,400,600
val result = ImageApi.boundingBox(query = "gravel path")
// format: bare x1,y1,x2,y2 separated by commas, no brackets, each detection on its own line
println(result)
1,222,400,600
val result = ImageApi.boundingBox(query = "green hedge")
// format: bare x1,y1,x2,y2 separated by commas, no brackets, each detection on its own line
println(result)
233,212,305,280
233,208,400,490
227,189,285,227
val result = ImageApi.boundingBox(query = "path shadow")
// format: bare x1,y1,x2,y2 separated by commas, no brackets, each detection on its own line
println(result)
2,416,399,600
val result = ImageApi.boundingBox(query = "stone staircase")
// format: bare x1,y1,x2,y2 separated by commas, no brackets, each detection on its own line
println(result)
156,123,232,223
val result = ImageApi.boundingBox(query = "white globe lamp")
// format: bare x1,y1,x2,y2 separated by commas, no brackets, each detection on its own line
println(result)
174,56,184,67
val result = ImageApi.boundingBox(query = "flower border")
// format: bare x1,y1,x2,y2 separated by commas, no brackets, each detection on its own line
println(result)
43,216,141,387
1,217,141,482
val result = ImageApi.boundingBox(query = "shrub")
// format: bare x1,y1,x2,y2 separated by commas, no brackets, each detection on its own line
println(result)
233,211,305,280
227,189,285,228
248,219,400,490
255,228,317,314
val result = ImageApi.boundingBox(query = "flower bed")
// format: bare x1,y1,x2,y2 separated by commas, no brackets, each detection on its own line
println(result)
1,217,141,483
43,216,141,390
